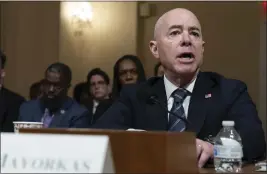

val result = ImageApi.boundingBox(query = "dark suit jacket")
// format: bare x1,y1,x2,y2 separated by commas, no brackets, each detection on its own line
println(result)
83,98,113,125
0,88,25,132
93,72,266,162
18,97,91,128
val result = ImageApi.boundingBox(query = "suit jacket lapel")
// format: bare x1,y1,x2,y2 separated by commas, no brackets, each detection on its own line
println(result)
88,100,93,115
144,77,168,130
0,90,7,124
49,110,66,127
35,100,46,122
187,72,216,134
49,97,73,127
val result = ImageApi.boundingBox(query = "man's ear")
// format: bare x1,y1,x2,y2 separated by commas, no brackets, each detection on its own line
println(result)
202,40,205,53
149,40,159,59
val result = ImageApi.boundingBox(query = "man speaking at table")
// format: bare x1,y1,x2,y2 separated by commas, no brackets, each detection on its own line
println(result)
93,8,266,167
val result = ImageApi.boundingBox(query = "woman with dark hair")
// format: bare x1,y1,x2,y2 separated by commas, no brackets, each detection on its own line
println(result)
112,55,146,98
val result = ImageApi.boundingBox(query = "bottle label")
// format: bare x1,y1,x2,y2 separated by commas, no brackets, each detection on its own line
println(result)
214,145,243,159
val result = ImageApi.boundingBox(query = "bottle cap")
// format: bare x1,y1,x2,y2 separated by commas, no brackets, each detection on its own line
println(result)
222,121,235,127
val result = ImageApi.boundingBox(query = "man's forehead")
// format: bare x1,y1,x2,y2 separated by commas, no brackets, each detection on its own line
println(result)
46,71,61,81
91,75,105,82
154,8,202,38
165,11,201,29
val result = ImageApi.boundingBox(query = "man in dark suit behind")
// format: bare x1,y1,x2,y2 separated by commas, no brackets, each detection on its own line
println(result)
82,68,113,124
18,62,91,128
93,8,266,167
0,50,25,132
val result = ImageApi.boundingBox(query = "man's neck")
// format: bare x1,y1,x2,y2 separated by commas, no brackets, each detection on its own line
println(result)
165,70,199,88
94,96,109,102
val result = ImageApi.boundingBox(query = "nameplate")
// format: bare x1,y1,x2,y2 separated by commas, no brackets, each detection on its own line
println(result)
1,133,114,173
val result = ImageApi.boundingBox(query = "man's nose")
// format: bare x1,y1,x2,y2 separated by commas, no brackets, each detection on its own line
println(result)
95,84,100,89
180,32,192,47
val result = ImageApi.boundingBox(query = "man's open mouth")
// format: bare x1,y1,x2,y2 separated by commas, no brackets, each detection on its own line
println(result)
177,52,195,59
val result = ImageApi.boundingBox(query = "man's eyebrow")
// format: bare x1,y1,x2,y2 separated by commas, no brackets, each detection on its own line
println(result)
189,26,201,32
168,25,182,31
167,25,201,32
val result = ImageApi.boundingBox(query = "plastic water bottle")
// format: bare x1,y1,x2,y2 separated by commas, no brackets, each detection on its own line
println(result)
213,121,243,173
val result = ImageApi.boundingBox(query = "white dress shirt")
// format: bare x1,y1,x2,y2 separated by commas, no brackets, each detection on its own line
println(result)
92,100,99,114
164,75,197,120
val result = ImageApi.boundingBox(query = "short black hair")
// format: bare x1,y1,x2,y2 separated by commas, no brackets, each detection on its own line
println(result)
46,62,72,85
0,50,7,69
87,68,110,85
154,62,162,76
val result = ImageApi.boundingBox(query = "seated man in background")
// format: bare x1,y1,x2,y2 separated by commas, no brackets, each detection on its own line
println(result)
93,8,266,167
82,68,113,124
0,50,25,132
154,62,165,77
19,62,91,128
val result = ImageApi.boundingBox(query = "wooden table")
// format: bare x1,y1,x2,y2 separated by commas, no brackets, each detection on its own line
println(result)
200,164,258,173
19,128,264,173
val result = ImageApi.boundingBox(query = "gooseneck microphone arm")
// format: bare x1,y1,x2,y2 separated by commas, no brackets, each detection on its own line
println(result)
147,95,190,128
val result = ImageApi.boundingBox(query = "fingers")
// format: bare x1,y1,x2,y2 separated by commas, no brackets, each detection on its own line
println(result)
196,139,203,158
196,139,214,168
196,144,202,158
198,148,211,168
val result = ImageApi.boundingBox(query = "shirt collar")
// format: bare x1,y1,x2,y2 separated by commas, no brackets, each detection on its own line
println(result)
164,74,197,100
93,100,99,107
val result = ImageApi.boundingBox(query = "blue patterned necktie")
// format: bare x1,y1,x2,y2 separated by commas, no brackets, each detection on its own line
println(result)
168,88,188,132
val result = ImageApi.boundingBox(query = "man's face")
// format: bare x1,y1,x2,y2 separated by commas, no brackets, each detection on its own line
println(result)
119,59,138,85
42,71,68,99
89,75,109,101
150,9,205,77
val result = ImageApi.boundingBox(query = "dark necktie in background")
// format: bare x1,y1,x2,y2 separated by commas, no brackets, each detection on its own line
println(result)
168,88,189,132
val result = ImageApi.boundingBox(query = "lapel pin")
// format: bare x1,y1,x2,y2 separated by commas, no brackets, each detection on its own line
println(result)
205,93,212,98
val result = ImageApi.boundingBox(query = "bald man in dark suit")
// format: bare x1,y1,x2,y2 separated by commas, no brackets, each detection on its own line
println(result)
93,8,266,167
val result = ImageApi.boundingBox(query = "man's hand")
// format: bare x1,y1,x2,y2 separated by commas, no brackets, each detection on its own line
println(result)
196,138,214,168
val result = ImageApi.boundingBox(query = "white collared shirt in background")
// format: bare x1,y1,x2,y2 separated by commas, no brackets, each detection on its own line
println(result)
92,100,99,114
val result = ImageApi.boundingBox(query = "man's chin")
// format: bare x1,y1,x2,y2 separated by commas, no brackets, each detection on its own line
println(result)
174,68,197,75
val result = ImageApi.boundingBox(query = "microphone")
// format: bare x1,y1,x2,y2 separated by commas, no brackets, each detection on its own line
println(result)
146,94,190,128
136,85,190,130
